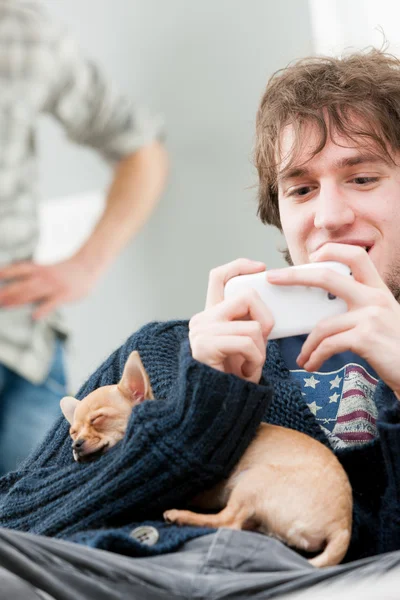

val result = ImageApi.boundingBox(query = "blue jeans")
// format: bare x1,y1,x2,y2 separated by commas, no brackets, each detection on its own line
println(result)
0,339,67,475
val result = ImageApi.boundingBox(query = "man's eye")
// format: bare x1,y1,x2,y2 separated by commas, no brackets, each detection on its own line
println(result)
352,176,379,185
290,186,312,197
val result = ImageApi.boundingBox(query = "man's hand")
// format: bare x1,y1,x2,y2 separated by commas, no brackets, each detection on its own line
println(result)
0,258,98,320
189,258,274,384
267,243,400,398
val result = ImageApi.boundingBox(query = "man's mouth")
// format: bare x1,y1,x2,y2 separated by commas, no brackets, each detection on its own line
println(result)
314,242,374,254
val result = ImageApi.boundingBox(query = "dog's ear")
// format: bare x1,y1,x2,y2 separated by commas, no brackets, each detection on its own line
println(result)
60,396,80,424
118,350,154,404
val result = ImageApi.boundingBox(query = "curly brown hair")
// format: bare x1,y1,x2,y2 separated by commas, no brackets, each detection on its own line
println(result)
255,48,400,232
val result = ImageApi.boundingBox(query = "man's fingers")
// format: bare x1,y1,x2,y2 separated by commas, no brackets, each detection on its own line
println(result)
32,297,61,320
297,312,358,367
205,258,266,308
267,265,385,309
298,305,389,370
0,278,50,306
310,243,385,289
190,320,267,361
194,289,274,341
191,259,270,384
192,334,264,379
0,261,37,280
301,330,358,372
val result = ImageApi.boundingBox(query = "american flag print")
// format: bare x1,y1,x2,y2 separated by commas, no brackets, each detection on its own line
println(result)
290,363,378,449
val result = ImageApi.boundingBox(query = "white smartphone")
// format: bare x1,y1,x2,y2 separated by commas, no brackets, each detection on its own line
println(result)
223,261,352,340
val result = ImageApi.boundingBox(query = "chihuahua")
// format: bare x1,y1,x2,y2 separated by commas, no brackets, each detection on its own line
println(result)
61,350,352,568
60,351,154,463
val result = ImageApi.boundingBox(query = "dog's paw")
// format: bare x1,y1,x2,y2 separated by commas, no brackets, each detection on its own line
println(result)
163,509,179,524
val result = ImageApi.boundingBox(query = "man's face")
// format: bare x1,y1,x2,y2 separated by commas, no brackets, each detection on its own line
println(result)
277,122,400,298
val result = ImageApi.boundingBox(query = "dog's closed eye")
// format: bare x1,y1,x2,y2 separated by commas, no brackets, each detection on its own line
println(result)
90,414,106,426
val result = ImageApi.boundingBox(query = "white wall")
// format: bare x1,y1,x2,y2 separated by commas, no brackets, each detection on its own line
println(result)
309,0,400,55
40,0,314,391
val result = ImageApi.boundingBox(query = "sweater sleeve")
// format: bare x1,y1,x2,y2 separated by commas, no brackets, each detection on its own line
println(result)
0,321,273,538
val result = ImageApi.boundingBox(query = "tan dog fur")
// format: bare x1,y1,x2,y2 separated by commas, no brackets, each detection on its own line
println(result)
60,351,154,462
61,351,352,568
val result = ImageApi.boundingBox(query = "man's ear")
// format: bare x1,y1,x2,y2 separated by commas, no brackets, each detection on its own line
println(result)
60,396,80,424
117,350,154,404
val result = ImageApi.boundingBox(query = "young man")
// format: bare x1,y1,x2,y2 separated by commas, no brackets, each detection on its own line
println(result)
0,49,398,599
0,0,167,474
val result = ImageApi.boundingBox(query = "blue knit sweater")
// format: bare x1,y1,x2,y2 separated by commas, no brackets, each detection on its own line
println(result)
0,320,399,562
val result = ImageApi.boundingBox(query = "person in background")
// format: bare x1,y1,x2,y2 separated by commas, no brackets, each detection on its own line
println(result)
0,0,168,474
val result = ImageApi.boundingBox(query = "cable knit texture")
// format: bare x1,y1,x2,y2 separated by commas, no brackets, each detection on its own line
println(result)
0,320,399,562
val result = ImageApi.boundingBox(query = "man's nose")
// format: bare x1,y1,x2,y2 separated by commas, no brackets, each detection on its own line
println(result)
313,186,355,231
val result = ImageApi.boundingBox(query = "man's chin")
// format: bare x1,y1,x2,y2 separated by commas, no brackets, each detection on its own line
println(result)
386,280,400,302
381,264,400,301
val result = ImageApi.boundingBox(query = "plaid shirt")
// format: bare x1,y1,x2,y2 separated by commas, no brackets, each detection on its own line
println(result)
0,0,163,383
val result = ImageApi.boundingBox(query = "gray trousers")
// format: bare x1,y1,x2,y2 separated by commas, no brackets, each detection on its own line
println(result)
0,527,399,600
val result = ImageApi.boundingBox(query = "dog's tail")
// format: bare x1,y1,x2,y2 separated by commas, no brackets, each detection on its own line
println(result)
308,528,351,568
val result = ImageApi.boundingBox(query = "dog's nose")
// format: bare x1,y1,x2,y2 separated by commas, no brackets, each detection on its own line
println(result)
72,438,85,452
